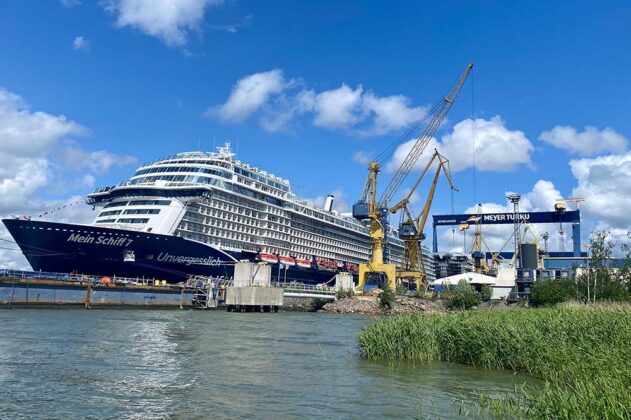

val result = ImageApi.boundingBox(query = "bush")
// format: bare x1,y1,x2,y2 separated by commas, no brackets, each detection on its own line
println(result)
336,288,353,300
443,279,480,310
478,284,492,302
530,279,577,307
395,283,407,295
379,281,395,311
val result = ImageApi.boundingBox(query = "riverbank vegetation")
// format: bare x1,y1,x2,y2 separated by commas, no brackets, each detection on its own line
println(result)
357,304,631,418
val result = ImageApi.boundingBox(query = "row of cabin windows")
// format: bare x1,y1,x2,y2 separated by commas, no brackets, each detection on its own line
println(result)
134,165,231,179
103,200,171,208
98,209,160,217
95,218,149,224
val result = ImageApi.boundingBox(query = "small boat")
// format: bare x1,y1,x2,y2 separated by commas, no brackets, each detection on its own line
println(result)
296,259,312,269
259,253,278,264
279,256,296,266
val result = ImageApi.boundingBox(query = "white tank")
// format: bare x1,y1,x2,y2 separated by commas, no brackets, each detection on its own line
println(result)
324,195,334,212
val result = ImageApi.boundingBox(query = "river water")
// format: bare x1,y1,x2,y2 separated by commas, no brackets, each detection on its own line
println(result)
0,310,532,419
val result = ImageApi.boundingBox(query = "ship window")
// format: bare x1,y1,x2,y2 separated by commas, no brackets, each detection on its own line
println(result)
96,219,117,223
123,209,160,215
129,200,171,206
116,218,150,224
99,210,122,217
104,201,128,208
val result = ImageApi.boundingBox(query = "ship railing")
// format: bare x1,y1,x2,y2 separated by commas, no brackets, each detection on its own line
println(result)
274,281,337,295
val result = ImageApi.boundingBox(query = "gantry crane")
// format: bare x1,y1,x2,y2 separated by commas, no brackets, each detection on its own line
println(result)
389,150,457,290
352,63,473,291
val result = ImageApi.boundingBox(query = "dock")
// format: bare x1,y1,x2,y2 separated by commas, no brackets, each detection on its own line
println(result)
0,265,344,311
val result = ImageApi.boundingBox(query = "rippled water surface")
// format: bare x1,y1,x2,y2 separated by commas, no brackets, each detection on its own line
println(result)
0,310,533,418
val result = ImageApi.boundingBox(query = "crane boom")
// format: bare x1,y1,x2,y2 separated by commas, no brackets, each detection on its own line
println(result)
378,63,473,208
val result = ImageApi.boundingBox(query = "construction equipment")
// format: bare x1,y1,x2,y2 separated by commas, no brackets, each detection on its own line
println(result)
470,204,488,273
389,150,457,289
555,197,585,253
353,63,473,291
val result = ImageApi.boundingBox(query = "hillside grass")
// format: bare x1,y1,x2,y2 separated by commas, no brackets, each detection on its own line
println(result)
357,304,631,418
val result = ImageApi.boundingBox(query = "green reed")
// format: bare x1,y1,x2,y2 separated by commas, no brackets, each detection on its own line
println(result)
357,304,631,418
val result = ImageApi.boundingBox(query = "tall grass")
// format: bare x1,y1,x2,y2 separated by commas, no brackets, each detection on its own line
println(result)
357,304,631,418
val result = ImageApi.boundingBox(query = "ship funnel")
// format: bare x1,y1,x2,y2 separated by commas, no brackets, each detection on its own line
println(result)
324,195,334,212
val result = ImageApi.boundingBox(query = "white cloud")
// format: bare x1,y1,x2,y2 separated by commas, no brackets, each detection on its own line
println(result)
73,35,90,52
209,69,428,135
540,125,628,156
259,88,315,133
54,147,137,173
102,0,224,47
360,92,427,136
386,116,534,174
0,87,135,268
312,84,364,130
570,152,631,228
0,88,87,158
442,117,533,172
209,69,288,123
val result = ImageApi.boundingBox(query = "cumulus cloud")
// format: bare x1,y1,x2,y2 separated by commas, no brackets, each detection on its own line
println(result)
209,69,428,135
540,125,628,156
102,0,224,47
385,116,533,174
311,84,364,130
0,87,135,267
570,152,631,228
209,69,288,123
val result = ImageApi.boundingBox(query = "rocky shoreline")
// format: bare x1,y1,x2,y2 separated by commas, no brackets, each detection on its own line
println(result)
285,295,517,314
317,296,447,315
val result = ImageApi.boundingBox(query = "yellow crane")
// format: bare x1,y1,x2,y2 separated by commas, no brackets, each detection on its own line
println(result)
389,150,457,290
352,63,473,291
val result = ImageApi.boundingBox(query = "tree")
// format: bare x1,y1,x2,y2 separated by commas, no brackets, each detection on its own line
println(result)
443,279,480,310
576,230,630,303
478,284,493,302
530,279,577,307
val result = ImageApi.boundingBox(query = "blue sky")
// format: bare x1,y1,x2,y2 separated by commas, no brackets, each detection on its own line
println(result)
1,0,630,265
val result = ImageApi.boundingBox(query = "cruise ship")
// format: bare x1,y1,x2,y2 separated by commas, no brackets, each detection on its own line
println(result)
3,144,435,285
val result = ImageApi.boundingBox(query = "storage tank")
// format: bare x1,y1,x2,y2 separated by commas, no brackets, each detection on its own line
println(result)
519,243,538,269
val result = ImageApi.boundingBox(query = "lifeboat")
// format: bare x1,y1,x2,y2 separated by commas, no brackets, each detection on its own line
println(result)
258,253,278,264
316,258,327,269
296,259,312,269
279,256,296,266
